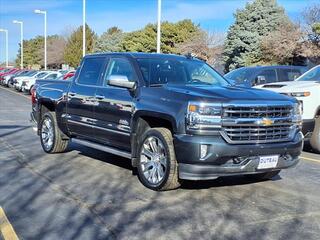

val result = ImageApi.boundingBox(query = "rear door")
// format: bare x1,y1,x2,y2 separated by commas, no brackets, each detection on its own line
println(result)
67,56,107,139
94,57,137,151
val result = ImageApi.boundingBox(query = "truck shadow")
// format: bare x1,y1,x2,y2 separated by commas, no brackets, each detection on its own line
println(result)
69,142,282,190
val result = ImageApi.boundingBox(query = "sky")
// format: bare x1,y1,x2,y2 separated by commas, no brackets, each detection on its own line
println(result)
0,0,319,62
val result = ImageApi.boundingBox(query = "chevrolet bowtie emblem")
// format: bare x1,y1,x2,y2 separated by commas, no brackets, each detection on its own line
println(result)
259,118,273,126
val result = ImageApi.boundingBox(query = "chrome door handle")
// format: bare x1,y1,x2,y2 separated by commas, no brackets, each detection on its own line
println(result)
95,95,105,100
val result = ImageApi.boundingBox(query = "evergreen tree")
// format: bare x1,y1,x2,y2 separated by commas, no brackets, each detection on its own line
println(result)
63,24,96,67
94,27,125,53
223,0,291,72
120,19,200,53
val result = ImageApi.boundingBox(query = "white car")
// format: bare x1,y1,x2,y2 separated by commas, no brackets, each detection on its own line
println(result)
255,65,320,152
20,71,60,93
14,71,45,91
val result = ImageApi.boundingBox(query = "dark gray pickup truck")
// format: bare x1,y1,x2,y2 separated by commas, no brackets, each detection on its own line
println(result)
31,53,303,191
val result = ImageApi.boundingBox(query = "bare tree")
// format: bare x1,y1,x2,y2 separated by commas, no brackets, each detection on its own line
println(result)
177,30,225,72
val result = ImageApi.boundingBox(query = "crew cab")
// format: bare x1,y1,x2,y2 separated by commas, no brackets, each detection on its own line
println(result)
31,53,303,191
256,65,320,152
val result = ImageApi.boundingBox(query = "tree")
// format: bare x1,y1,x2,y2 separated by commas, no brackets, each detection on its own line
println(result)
63,24,96,67
223,0,292,72
16,36,43,68
260,23,303,65
303,4,320,45
15,35,67,69
120,19,200,53
94,27,125,53
177,30,225,72
47,35,67,68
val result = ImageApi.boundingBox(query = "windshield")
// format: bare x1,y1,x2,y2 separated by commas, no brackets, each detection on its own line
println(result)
224,68,253,85
35,72,48,78
137,58,229,87
297,66,320,82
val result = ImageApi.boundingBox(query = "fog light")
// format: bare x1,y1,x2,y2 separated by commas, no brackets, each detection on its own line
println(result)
200,144,208,159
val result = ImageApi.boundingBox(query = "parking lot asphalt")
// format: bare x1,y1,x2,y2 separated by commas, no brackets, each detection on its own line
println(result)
0,86,320,240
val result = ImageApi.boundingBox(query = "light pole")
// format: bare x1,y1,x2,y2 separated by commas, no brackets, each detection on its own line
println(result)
0,28,8,67
13,20,23,69
83,0,86,57
157,0,162,53
34,9,47,70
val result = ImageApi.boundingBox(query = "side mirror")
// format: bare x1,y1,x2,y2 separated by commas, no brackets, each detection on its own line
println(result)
107,75,136,89
255,75,266,85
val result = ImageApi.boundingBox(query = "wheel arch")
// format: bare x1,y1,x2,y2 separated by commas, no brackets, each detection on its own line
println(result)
131,111,177,162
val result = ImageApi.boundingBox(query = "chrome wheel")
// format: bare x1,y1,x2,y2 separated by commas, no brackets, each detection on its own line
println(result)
41,117,54,151
140,136,167,185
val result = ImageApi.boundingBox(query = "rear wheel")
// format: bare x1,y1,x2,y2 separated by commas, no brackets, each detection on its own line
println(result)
137,128,180,191
40,111,69,153
245,170,281,181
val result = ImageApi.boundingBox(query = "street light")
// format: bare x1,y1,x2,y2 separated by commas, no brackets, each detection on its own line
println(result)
0,28,8,67
34,9,47,70
83,0,86,57
157,0,162,53
13,20,23,69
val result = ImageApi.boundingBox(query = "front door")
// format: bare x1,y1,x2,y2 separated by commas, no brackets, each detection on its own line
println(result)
67,56,106,139
94,57,137,151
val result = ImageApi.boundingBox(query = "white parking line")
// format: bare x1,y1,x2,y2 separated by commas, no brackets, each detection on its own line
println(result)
301,156,320,164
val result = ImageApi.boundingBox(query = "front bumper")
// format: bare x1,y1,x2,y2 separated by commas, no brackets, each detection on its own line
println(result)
174,132,303,180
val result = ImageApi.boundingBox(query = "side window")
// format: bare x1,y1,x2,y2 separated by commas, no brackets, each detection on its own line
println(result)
256,69,277,83
45,74,58,79
104,58,136,85
78,57,105,85
278,69,301,81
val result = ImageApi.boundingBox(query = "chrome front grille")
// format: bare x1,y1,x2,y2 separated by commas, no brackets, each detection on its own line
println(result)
223,106,291,119
221,104,294,144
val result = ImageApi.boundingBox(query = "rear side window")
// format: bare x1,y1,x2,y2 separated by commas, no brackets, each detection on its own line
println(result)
44,74,58,79
277,69,301,81
78,57,105,85
256,69,277,83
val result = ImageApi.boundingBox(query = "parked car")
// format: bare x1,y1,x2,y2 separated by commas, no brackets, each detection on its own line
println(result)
224,66,307,87
0,68,19,84
256,65,320,152
1,69,31,87
22,71,61,94
11,70,38,88
63,70,75,80
0,68,17,76
31,53,303,191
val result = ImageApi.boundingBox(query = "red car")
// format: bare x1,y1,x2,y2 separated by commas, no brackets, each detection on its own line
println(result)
63,70,75,80
0,68,19,77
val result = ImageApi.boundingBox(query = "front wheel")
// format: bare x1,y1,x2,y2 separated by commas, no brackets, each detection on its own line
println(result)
137,128,180,191
40,111,69,153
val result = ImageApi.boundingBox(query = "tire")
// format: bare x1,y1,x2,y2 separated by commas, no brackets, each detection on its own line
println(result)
137,128,180,191
40,111,69,153
310,117,320,153
245,170,281,181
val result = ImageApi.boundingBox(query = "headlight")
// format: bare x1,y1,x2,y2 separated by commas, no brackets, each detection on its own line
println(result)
186,102,222,130
292,102,302,128
290,92,310,97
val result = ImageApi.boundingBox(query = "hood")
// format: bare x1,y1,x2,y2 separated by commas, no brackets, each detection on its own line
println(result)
163,84,294,102
257,80,319,92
